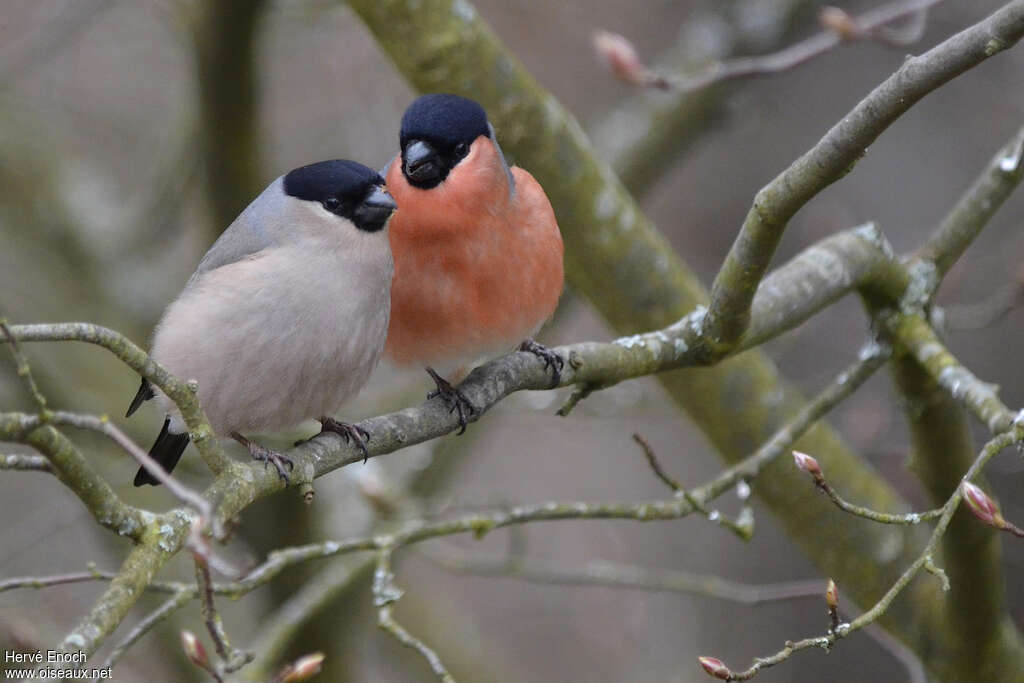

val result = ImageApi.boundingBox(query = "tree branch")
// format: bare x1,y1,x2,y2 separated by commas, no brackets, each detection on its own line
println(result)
881,311,1015,433
600,0,944,94
0,322,231,474
916,124,1024,279
712,430,1024,680
704,1,1024,347
593,0,814,194
0,412,150,541
890,349,1018,680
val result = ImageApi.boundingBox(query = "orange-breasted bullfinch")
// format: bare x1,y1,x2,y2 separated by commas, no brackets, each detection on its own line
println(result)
383,94,565,429
126,160,396,485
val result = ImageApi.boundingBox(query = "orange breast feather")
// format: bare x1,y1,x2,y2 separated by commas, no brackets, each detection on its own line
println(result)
385,136,564,366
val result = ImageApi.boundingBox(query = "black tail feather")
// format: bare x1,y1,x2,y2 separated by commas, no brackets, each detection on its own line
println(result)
126,378,155,418
134,417,190,486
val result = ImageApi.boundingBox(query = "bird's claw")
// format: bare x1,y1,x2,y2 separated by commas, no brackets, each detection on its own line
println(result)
519,338,564,387
232,432,294,484
251,445,294,483
319,416,371,463
425,367,476,434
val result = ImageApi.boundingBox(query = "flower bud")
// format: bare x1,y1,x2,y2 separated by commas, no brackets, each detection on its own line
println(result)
819,7,858,39
825,578,838,611
792,451,822,477
281,652,325,682
593,30,650,86
698,656,733,680
180,630,208,669
962,481,1005,528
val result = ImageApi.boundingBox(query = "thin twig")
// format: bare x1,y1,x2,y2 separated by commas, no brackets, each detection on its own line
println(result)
634,432,755,539
555,381,597,417
632,433,682,492
425,548,826,605
715,430,1022,680
92,589,193,681
374,549,455,682
641,0,944,94
0,411,150,541
793,452,943,524
194,557,251,672
48,409,214,528
1,322,230,474
1,320,49,414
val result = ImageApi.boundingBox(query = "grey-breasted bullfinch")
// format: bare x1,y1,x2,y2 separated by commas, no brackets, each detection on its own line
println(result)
383,94,565,430
126,160,396,485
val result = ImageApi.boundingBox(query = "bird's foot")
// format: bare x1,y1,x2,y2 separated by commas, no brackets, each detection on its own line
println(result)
425,366,476,434
318,416,371,463
231,431,294,483
519,338,564,387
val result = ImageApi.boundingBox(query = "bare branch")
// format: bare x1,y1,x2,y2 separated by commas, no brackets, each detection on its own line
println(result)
1,320,49,413
916,124,1024,279
373,549,455,683
0,411,150,540
593,0,815,195
792,451,943,524
0,322,230,474
881,311,1015,433
632,433,682,493
597,0,945,94
715,430,1022,680
194,557,251,672
704,1,1024,347
634,433,754,540
426,548,827,605
244,557,372,677
93,590,193,679
49,410,214,527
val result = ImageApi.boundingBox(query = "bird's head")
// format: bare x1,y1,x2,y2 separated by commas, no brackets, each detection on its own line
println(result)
398,93,512,193
283,159,396,233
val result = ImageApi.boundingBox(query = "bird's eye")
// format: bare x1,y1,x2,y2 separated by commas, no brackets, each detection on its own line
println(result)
455,142,470,158
323,197,341,211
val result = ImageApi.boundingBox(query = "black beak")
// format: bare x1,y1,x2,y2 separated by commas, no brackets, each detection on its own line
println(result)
403,140,442,185
352,185,396,233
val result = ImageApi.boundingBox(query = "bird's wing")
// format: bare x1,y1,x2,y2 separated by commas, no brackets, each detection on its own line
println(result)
187,223,274,285
488,122,516,199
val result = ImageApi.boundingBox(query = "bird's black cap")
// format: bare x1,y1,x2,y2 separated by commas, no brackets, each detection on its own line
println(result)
398,94,491,189
283,159,395,232
399,93,490,150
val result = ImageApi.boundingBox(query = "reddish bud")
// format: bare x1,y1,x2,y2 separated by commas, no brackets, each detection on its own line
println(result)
819,7,858,39
180,630,208,669
592,30,651,86
825,578,838,610
792,451,823,477
962,481,1005,528
280,652,326,682
698,656,733,680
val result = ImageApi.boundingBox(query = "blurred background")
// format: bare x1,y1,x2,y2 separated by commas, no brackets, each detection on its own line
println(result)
1,0,1023,681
